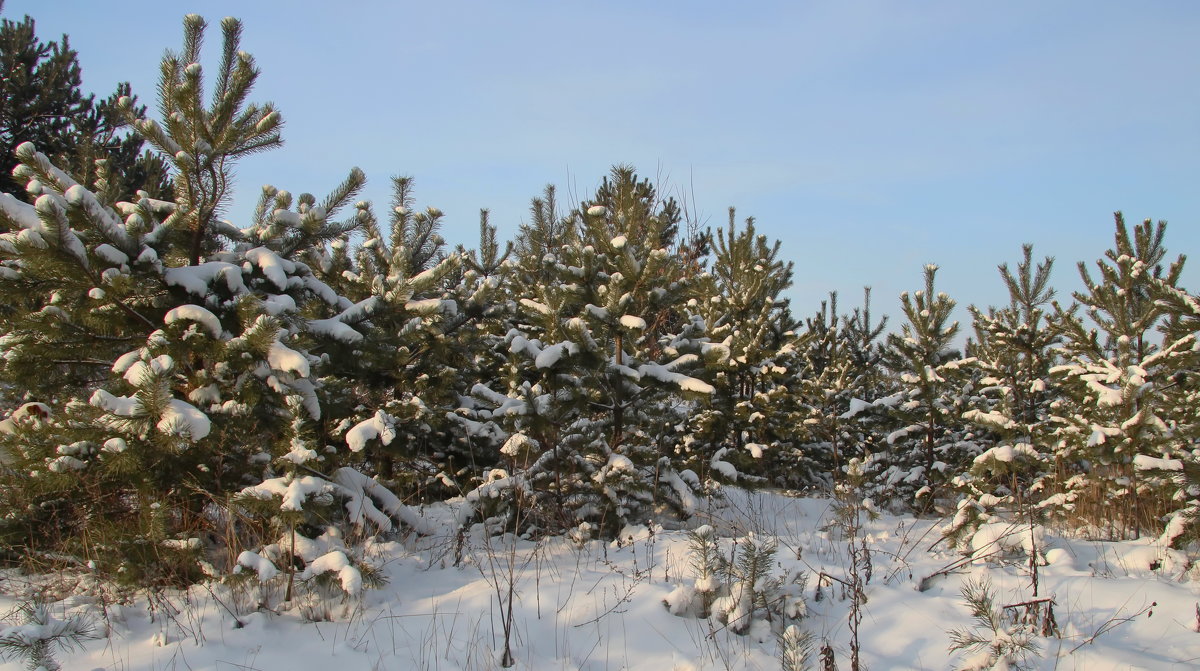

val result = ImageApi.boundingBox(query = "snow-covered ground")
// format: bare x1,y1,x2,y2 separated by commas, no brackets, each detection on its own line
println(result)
1,489,1198,670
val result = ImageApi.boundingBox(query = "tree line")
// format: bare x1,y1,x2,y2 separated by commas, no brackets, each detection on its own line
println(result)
0,13,1196,590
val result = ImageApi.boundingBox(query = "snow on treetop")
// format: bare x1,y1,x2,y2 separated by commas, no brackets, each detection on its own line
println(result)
268,339,310,378
271,209,302,229
605,453,635,473
245,246,295,291
235,550,278,582
501,433,539,457
308,317,364,343
535,341,579,369
34,195,89,266
165,304,222,338
91,390,211,442
345,411,396,452
586,205,607,217
1133,454,1183,471
262,293,297,316
121,355,174,386
164,262,247,297
65,185,130,247
240,474,337,513
94,243,129,266
710,448,738,480
962,409,1017,432
619,315,647,330
638,362,714,395
1086,424,1121,447
158,399,211,441
405,297,445,315
744,442,767,459
520,298,552,316
301,550,364,596
972,443,1039,466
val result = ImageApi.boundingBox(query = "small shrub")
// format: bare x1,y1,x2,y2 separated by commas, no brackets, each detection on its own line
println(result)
948,578,1041,671
778,624,814,671
664,526,806,637
0,600,94,671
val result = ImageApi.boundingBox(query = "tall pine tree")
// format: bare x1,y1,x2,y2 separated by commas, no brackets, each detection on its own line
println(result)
1050,214,1189,539
0,15,402,588
875,264,977,509
456,167,712,536
946,246,1060,546
690,209,804,487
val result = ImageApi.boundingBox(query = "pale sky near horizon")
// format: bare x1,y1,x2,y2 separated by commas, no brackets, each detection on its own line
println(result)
9,1,1200,334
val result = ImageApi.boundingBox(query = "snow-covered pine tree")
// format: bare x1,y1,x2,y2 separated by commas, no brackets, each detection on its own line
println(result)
118,15,283,267
874,264,977,510
689,209,805,487
66,83,174,204
797,289,894,488
460,208,513,279
1049,214,1190,540
457,167,713,537
1143,270,1200,547
511,184,575,287
947,245,1060,547
306,175,487,504
0,15,397,587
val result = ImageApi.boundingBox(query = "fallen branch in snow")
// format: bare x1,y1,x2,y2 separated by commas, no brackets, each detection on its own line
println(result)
917,554,977,592
1002,596,1055,610
1001,596,1059,638
574,558,649,629
200,583,245,629
1068,599,1156,654
919,523,1039,592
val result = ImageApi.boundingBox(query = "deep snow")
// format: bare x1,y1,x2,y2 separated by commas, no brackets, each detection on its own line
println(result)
1,488,1197,670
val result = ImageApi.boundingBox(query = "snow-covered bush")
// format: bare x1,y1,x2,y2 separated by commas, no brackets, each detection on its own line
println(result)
948,578,1042,671
664,526,807,638
0,600,94,671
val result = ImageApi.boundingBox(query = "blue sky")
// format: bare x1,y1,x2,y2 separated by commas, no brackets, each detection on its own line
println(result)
10,1,1200,331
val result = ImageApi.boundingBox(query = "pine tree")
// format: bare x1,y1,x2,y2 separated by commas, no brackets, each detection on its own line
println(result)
0,3,170,202
1049,214,1189,539
1143,272,1200,546
457,167,713,536
63,83,174,203
309,176,508,506
512,184,575,284
690,208,805,487
798,288,892,487
118,14,283,266
947,245,1060,547
875,264,977,509
0,4,89,198
0,15,398,587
